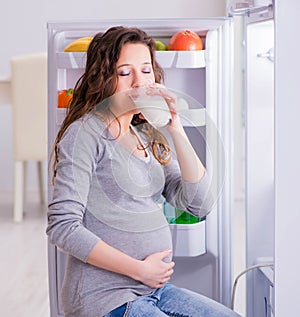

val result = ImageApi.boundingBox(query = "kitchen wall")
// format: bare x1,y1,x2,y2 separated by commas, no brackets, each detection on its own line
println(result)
0,0,227,192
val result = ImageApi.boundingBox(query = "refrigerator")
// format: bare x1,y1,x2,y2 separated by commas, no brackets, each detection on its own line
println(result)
47,2,275,316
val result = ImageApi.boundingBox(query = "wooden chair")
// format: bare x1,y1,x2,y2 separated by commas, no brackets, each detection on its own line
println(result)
10,53,47,222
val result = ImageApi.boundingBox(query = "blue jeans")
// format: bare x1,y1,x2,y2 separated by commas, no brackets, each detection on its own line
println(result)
103,283,241,317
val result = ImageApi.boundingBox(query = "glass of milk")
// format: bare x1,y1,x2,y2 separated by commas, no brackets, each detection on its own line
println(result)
129,86,172,129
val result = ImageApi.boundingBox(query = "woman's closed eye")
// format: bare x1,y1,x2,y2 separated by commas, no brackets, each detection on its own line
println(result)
118,69,131,76
118,67,152,77
141,66,152,74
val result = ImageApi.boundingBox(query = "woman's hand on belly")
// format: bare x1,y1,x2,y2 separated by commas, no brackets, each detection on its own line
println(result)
134,249,175,288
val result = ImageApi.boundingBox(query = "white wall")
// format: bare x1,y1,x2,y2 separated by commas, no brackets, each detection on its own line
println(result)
0,0,226,192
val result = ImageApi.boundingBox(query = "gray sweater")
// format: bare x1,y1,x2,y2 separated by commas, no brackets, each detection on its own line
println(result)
47,114,210,317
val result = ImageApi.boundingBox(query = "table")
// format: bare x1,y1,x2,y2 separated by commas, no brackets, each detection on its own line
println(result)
0,77,11,105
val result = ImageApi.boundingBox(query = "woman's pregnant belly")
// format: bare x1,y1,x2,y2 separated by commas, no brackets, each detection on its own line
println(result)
86,210,173,261
62,211,173,312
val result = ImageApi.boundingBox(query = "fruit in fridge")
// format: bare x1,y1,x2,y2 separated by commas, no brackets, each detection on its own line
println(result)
168,30,203,51
155,40,168,51
63,37,93,52
57,88,73,108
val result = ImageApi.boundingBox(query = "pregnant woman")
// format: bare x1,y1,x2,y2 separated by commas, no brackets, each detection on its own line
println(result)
47,26,240,317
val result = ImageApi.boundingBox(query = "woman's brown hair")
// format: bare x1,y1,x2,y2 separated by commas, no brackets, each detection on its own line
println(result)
52,26,171,183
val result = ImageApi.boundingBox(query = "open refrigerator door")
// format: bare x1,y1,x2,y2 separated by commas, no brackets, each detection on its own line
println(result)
228,1,275,316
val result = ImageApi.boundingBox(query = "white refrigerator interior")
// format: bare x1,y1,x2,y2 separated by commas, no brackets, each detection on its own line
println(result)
47,18,234,317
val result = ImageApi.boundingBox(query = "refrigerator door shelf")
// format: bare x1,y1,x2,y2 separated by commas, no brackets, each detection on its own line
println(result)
169,221,206,257
56,50,206,70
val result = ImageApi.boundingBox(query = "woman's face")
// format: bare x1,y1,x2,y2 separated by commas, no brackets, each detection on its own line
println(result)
115,43,155,93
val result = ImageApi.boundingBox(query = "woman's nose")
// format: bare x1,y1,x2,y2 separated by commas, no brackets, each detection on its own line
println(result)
132,78,145,88
132,74,152,88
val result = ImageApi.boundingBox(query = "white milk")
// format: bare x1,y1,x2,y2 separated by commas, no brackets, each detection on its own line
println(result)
134,95,172,129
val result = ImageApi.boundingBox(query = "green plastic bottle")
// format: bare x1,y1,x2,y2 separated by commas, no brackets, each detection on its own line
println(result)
174,209,199,224
163,202,206,224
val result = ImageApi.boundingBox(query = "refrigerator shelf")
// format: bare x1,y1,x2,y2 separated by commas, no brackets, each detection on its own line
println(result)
55,108,206,127
156,50,206,68
56,50,206,69
56,108,68,125
179,109,206,127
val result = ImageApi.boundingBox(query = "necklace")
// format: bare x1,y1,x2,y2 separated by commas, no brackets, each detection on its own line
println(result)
129,126,148,157
112,125,147,158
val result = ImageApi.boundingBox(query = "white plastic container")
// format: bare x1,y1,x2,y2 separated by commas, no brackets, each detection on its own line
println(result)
170,221,206,257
